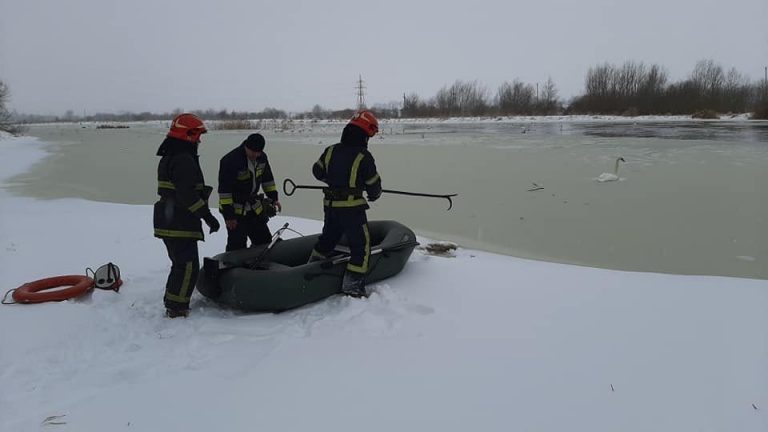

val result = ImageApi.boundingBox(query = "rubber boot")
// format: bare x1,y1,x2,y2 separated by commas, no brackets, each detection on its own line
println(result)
341,271,367,298
166,308,189,318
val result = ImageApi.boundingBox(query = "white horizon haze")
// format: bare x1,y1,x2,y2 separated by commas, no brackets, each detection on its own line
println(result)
1,0,766,116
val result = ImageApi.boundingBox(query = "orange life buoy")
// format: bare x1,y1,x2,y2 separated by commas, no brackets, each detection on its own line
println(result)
12,275,95,304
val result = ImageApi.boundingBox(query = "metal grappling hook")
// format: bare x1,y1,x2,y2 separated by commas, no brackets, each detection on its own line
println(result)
282,178,458,210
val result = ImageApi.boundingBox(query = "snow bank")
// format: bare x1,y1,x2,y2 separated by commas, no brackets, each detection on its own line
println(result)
1,136,766,432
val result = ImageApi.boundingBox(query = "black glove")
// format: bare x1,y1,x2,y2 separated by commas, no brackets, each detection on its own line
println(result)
203,213,220,234
262,197,277,218
367,191,381,202
201,185,213,201
252,193,277,219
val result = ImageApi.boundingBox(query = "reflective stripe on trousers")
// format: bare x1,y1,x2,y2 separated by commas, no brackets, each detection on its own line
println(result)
162,238,199,310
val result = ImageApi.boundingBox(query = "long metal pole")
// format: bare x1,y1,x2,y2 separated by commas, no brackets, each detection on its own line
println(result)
283,179,458,210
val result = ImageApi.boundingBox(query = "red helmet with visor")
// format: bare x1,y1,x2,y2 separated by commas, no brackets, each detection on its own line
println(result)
167,113,207,143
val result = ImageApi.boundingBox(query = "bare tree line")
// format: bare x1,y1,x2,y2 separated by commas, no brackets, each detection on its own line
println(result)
570,59,766,117
400,60,766,118
0,80,27,134
4,59,768,127
13,106,292,125
402,78,561,118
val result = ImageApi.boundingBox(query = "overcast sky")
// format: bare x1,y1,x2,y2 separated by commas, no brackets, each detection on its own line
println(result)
1,0,766,115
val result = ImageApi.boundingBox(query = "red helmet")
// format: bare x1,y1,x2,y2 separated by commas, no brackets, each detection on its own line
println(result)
167,113,207,142
348,110,379,137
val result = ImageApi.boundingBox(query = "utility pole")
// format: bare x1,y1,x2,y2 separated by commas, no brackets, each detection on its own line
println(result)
355,74,367,110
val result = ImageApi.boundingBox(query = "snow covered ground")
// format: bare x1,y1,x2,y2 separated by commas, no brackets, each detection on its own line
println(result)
1,135,767,432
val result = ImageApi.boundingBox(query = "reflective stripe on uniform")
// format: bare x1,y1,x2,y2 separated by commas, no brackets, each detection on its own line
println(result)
219,192,234,206
324,145,335,170
349,153,365,188
244,200,263,215
188,199,206,213
159,181,207,191
154,229,203,240
165,292,191,303
262,181,277,192
163,261,194,304
179,261,193,301
346,224,371,274
365,173,380,185
323,198,368,208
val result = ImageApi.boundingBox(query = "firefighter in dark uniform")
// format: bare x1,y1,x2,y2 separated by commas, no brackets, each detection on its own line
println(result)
309,110,382,297
218,133,281,251
153,113,220,318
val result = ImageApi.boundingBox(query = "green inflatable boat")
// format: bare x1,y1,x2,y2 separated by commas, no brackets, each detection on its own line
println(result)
197,220,419,312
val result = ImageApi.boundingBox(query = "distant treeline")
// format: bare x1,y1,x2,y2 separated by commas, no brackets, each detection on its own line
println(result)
392,60,767,119
397,77,560,118
7,59,768,125
12,106,370,125
0,80,26,134
569,60,768,117
13,107,292,125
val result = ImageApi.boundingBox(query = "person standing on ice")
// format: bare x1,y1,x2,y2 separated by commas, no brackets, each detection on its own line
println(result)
217,133,281,252
153,113,220,318
308,110,382,297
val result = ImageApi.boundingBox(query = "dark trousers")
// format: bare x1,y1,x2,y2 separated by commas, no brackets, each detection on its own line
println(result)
162,238,199,311
226,213,272,251
313,208,370,274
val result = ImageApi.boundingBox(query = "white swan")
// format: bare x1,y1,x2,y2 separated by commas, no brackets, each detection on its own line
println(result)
596,157,625,182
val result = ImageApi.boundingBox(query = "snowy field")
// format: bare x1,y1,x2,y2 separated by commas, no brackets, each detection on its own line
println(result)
1,134,767,432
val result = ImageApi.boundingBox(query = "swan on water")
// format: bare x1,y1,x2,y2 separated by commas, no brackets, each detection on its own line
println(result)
596,157,625,182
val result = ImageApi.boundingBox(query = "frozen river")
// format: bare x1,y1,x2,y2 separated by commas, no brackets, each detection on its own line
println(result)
7,118,768,279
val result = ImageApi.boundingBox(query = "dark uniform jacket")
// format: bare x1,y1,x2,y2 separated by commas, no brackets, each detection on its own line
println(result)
218,143,278,220
312,128,382,209
153,137,214,240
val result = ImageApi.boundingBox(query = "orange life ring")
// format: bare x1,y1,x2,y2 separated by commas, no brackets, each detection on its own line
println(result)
12,275,95,304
